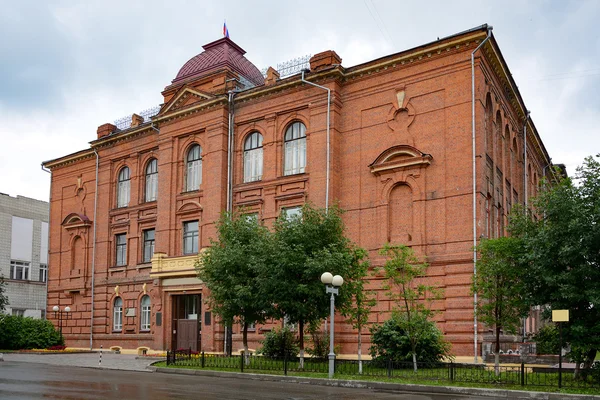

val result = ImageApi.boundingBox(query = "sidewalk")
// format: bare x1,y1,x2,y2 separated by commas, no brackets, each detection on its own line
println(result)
0,352,158,372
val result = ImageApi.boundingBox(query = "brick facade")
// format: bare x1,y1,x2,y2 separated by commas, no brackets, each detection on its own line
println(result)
43,26,554,357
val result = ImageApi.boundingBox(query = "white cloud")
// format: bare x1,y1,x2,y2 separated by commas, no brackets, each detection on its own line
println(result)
1,0,598,200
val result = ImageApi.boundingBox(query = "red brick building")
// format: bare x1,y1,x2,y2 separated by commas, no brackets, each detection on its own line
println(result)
43,25,555,357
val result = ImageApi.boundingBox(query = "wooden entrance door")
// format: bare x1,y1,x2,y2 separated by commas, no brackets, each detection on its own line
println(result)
172,294,201,351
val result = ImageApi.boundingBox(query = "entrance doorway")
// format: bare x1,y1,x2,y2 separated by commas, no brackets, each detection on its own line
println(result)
171,294,201,351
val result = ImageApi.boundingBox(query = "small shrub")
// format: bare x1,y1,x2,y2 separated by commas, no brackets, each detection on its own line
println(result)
257,327,299,359
306,329,329,359
0,315,63,350
369,315,451,364
532,324,560,355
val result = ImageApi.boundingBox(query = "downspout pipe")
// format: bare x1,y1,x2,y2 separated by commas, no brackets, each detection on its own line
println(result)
301,69,331,212
224,88,238,355
226,90,238,214
471,25,492,364
523,111,530,210
521,110,530,342
41,164,51,320
90,149,100,350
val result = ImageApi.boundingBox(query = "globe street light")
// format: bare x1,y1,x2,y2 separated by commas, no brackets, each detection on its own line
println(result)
53,305,71,339
321,272,343,379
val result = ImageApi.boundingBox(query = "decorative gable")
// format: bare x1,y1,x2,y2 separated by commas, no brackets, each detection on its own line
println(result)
161,87,213,114
369,145,432,176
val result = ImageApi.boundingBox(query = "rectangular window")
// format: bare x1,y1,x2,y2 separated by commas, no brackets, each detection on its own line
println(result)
284,138,306,175
39,264,47,283
283,206,302,221
141,297,151,331
115,234,127,266
244,148,263,182
183,221,199,255
114,305,123,331
244,213,259,223
12,309,25,317
117,180,130,208
10,260,30,280
143,229,155,263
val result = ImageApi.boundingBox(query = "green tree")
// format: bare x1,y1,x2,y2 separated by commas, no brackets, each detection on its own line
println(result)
472,237,530,374
510,155,600,377
378,243,445,372
264,204,358,367
342,247,375,374
0,275,8,312
197,211,273,362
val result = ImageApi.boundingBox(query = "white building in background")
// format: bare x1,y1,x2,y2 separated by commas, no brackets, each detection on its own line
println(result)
0,193,49,318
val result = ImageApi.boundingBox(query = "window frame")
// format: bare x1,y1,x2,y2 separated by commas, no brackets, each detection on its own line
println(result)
185,144,202,192
243,131,263,183
10,260,30,281
283,122,307,176
183,220,199,255
142,229,155,264
145,158,158,202
39,263,48,283
283,206,302,221
140,295,151,331
117,167,131,208
115,233,127,267
113,297,123,331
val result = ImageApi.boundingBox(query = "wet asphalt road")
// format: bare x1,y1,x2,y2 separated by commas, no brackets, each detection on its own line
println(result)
0,361,499,400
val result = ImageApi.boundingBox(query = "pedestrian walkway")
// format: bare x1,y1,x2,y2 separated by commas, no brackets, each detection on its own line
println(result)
1,352,159,372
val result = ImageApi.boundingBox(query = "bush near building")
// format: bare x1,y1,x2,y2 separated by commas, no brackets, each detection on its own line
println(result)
0,315,63,350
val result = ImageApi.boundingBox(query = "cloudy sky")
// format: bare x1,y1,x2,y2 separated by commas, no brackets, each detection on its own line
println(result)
1,0,598,202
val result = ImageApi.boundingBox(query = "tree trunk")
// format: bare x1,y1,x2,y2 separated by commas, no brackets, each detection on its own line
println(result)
494,325,501,376
412,351,418,373
299,320,304,369
243,321,250,366
358,327,363,374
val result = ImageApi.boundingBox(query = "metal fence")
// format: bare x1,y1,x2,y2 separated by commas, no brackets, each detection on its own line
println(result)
165,350,600,390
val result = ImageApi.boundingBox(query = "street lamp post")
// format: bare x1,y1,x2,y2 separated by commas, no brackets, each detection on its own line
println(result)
52,305,71,340
321,272,343,379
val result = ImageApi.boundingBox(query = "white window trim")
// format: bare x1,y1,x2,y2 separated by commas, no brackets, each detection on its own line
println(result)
114,298,123,331
10,260,30,281
117,168,130,208
140,295,151,331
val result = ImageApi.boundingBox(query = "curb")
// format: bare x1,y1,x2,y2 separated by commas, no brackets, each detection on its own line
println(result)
151,367,600,400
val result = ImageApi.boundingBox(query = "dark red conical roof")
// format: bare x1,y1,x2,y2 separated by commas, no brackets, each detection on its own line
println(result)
172,37,264,87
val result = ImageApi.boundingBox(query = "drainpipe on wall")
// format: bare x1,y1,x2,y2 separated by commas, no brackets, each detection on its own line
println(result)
224,88,239,355
522,111,530,341
90,148,100,350
301,69,331,212
523,111,530,210
471,25,493,364
41,164,52,320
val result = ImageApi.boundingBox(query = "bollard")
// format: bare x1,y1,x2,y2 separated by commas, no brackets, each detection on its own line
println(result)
99,345,102,366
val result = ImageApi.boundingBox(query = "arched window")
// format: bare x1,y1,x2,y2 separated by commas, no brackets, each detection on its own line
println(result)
140,295,151,331
284,122,306,175
113,297,123,331
244,132,263,182
186,144,202,191
117,167,130,208
145,159,158,202
485,94,493,156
